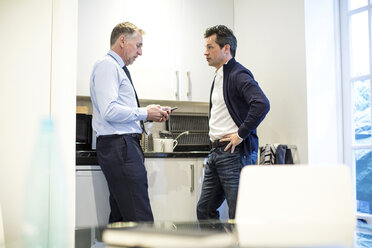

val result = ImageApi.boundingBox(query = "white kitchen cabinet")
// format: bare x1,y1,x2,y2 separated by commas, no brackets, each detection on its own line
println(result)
76,0,126,96
177,0,234,102
75,158,206,226
75,166,110,228
145,157,206,221
124,0,234,102
76,0,233,101
120,0,181,101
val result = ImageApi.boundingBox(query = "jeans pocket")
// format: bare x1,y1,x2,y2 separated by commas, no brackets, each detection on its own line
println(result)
120,136,128,164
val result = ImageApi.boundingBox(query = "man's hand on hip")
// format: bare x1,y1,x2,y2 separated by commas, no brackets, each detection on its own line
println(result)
220,133,243,153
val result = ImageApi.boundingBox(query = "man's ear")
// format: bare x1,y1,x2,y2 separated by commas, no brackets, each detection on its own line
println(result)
224,44,231,55
120,35,126,48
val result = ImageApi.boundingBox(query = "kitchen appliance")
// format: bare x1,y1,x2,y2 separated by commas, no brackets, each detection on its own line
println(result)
76,113,92,151
166,113,210,151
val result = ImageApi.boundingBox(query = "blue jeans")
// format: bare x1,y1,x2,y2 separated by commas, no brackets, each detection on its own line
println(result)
197,145,257,220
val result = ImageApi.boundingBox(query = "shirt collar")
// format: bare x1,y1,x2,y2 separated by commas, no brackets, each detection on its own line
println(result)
108,50,125,68
215,58,232,75
216,65,223,77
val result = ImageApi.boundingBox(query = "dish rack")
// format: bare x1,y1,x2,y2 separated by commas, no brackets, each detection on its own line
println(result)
166,113,210,152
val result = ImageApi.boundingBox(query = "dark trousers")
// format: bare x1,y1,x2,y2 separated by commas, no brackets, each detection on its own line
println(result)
96,134,153,223
197,145,257,220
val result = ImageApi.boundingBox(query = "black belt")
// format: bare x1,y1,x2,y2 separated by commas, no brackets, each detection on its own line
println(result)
98,133,142,141
211,140,229,149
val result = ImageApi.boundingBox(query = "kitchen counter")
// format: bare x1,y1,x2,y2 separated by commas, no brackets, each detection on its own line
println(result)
144,151,209,158
76,151,210,165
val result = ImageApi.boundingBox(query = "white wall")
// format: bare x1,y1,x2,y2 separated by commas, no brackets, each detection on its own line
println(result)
304,0,343,165
234,0,308,163
50,0,77,245
0,0,77,246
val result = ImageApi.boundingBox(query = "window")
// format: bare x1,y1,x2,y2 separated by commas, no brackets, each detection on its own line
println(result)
340,0,372,217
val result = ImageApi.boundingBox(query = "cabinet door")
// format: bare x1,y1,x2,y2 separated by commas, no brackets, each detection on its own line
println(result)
77,0,126,96
179,0,234,102
75,167,110,227
77,0,234,100
77,0,183,99
123,0,234,102
122,0,182,101
145,158,202,221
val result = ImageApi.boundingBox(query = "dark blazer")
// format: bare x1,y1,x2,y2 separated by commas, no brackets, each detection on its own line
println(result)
209,58,270,156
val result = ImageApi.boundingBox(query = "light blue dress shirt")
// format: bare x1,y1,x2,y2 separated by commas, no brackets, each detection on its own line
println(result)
90,50,147,136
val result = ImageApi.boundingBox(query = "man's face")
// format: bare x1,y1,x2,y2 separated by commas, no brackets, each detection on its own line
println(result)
204,34,225,69
122,33,143,66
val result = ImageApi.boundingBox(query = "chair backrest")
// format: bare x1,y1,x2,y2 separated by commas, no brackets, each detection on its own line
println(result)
235,165,355,247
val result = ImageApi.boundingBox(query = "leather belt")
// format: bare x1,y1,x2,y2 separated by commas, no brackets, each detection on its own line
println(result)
98,133,142,141
211,140,229,149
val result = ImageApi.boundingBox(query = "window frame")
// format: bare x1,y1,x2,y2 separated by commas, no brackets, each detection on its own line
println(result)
340,0,372,220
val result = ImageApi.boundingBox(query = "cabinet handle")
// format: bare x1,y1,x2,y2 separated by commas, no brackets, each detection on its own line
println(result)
76,169,102,172
175,71,179,99
186,71,191,97
190,164,194,192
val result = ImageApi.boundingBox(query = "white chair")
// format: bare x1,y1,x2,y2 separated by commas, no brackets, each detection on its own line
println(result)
235,165,356,247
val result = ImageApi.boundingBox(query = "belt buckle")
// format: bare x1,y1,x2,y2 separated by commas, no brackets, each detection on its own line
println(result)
211,140,219,149
134,133,142,140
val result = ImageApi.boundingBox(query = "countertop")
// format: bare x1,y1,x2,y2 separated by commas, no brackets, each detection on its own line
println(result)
76,151,210,165
144,151,209,158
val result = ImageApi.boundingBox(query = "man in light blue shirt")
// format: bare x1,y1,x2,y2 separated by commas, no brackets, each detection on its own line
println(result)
90,22,170,222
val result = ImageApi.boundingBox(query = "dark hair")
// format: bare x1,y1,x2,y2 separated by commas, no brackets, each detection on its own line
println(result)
110,22,145,47
204,25,237,57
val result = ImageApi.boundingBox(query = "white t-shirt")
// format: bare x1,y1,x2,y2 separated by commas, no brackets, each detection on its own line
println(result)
209,66,239,142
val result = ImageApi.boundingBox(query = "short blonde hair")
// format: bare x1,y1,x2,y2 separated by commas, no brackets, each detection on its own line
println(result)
110,22,145,46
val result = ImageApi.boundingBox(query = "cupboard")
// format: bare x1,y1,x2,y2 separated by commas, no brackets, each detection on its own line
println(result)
77,0,233,102
145,157,206,221
75,157,207,227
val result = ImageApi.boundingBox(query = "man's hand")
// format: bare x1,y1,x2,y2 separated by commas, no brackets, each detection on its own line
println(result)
219,132,243,153
146,105,169,122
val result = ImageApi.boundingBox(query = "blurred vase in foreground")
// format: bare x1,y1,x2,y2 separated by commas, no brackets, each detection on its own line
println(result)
23,118,67,247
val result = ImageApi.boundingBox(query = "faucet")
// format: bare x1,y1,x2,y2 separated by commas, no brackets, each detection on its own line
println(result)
174,131,189,141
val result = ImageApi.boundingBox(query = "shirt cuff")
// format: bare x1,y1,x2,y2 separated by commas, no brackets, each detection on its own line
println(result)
138,107,148,121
